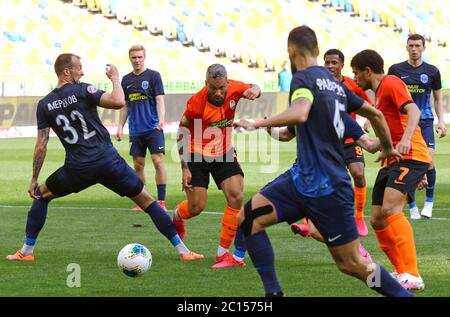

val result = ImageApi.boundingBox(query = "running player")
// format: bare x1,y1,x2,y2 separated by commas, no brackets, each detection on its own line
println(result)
323,48,373,236
351,49,431,290
234,26,412,297
388,34,446,219
174,64,261,268
116,45,168,211
6,54,203,262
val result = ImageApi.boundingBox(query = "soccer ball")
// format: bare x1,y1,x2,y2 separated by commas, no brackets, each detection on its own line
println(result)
117,243,152,277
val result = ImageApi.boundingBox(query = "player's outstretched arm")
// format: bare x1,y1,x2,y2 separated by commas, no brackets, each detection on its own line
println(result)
356,134,380,154
265,126,295,142
29,128,50,199
99,64,126,109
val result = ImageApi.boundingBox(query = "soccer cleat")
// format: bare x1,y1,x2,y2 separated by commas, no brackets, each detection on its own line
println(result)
397,273,425,291
358,243,372,262
290,223,311,237
211,253,246,268
409,206,421,220
158,200,168,212
6,250,35,261
391,271,400,280
179,251,204,261
421,202,433,219
172,206,186,240
355,217,369,237
131,205,143,211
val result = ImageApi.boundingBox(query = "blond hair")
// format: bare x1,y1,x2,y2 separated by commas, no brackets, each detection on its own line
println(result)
128,45,146,56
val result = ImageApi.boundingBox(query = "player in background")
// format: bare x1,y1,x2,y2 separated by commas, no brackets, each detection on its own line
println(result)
234,26,412,297
388,34,446,219
351,49,431,290
322,48,373,236
6,54,203,262
116,45,168,211
175,64,261,268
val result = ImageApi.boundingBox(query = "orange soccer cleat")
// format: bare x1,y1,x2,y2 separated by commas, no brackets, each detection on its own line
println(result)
6,250,35,261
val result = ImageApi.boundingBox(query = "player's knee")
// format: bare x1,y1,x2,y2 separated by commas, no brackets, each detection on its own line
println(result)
189,201,205,216
226,191,243,209
133,160,145,171
151,155,164,169
335,258,360,276
353,173,366,187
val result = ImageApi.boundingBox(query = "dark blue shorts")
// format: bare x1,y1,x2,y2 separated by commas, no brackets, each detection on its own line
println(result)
130,129,165,157
259,170,358,247
419,119,435,149
45,146,143,198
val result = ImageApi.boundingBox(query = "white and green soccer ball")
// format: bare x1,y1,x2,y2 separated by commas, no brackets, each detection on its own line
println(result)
117,243,152,277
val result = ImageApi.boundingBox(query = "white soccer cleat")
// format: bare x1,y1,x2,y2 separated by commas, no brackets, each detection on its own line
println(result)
409,206,421,220
421,202,433,219
397,273,425,291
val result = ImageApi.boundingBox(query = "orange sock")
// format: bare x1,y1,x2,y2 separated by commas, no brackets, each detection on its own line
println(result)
354,186,366,219
219,205,239,249
387,213,420,277
374,223,406,273
176,200,193,219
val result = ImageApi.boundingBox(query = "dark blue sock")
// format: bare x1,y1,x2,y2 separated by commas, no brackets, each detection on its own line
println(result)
245,230,282,295
145,201,177,242
157,184,166,201
408,191,416,208
25,189,49,239
368,264,414,297
426,168,436,201
233,226,246,259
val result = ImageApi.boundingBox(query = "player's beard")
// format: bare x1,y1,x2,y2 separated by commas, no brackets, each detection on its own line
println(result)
207,94,225,107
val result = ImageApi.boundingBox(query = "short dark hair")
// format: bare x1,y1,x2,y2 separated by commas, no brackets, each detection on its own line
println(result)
54,53,80,76
350,49,384,74
206,64,227,79
407,33,426,46
324,49,345,63
287,25,319,57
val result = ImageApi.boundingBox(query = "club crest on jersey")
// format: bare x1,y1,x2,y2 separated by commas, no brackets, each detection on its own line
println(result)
229,99,236,110
87,85,98,94
141,81,149,90
420,74,428,84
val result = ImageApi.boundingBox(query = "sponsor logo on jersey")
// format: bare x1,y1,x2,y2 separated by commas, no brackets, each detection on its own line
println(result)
142,81,149,90
209,118,233,128
229,99,236,110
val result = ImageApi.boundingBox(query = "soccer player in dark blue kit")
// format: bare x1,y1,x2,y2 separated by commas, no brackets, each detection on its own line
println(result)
388,34,446,219
6,53,203,262
234,26,413,297
116,45,168,211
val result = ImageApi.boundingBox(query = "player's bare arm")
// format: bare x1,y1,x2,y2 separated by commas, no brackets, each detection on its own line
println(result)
242,84,261,100
397,102,421,154
156,95,165,130
432,89,447,138
176,122,193,192
356,134,380,154
266,126,295,142
99,64,126,109
235,98,312,130
355,102,401,162
29,128,50,199
115,106,128,141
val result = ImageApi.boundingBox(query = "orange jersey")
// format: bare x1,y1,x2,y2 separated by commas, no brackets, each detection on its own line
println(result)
342,76,372,143
375,75,430,165
180,80,252,156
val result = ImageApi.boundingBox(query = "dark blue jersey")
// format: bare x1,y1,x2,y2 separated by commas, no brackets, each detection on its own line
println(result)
121,68,164,136
36,83,111,167
289,66,364,197
388,61,441,120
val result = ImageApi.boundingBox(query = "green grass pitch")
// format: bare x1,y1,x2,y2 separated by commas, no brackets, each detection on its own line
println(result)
1,130,449,297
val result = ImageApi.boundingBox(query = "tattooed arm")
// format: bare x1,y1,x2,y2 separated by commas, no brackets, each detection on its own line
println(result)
28,128,50,199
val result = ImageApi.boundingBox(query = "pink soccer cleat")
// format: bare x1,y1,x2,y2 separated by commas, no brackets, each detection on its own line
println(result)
211,253,245,268
290,223,311,237
355,217,369,237
158,200,168,212
397,273,425,291
358,243,372,262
